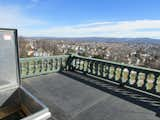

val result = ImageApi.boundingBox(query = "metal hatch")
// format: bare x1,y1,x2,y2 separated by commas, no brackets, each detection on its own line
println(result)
0,28,20,90
0,28,51,120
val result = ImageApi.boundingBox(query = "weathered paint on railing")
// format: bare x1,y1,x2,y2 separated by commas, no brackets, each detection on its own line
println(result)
20,55,69,78
69,55,160,96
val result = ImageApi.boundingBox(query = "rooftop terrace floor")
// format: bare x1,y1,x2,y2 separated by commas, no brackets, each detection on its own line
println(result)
23,71,160,120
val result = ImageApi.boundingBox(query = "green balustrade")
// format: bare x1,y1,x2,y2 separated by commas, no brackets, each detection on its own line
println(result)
69,55,160,96
20,54,160,97
20,55,69,78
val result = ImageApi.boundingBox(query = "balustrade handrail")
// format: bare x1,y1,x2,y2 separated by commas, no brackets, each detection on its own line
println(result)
71,55,160,73
20,55,69,61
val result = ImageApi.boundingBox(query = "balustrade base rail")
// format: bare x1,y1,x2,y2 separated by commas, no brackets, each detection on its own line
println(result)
20,54,160,99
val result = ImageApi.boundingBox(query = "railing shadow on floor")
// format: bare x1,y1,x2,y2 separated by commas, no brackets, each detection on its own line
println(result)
60,71,160,117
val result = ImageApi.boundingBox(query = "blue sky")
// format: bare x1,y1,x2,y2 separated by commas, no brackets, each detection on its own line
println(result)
0,0,160,38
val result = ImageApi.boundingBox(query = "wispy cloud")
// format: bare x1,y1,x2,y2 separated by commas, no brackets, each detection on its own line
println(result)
0,5,46,32
26,20,160,38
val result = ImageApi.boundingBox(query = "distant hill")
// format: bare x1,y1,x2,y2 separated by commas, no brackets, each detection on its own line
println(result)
22,37,160,44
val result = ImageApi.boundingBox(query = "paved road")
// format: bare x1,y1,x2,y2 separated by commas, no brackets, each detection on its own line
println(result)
23,72,160,120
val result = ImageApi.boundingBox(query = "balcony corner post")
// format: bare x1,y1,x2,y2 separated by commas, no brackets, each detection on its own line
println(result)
66,54,74,71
